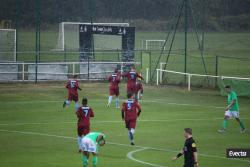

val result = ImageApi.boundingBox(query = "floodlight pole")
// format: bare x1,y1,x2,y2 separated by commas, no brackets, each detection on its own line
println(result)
184,0,188,80
15,0,20,62
35,0,41,83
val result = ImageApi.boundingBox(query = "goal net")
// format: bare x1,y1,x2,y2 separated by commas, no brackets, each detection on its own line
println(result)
143,40,166,50
53,22,129,51
0,29,16,62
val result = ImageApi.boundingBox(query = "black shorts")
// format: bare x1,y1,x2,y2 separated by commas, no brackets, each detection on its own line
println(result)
183,163,194,167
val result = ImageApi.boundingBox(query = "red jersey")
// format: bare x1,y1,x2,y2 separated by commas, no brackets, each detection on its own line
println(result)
66,79,79,95
76,106,94,127
122,100,141,120
123,71,143,88
135,82,143,93
108,73,120,89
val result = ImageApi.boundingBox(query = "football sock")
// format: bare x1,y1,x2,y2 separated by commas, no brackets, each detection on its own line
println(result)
239,120,245,129
82,155,88,167
92,156,98,167
75,102,79,111
108,96,112,104
115,97,119,108
77,136,82,149
223,119,228,129
129,129,135,142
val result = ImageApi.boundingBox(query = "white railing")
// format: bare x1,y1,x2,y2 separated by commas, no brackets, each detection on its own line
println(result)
0,61,140,82
156,69,250,91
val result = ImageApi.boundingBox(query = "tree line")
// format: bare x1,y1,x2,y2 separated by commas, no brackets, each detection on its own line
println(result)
1,0,250,31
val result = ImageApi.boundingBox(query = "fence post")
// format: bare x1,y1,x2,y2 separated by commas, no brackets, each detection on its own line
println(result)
215,55,219,87
188,74,191,91
73,62,75,76
156,69,159,86
140,50,143,69
146,68,149,84
149,51,152,83
87,55,90,80
22,62,25,81
160,63,163,83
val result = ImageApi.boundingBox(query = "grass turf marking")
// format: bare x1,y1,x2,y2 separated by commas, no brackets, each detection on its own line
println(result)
0,129,250,165
127,148,167,167
1,118,250,126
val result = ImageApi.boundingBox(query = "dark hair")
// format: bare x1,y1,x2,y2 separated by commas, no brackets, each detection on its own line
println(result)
225,85,231,89
82,97,88,105
73,75,78,78
127,93,133,99
114,68,118,73
184,128,192,135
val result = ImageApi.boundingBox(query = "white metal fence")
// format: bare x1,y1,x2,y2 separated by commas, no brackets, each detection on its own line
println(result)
156,68,250,91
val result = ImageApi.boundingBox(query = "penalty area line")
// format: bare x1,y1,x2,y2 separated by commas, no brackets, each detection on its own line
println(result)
0,129,250,164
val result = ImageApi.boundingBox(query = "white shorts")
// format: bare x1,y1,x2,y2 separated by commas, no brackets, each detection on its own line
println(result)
81,138,97,153
225,110,239,118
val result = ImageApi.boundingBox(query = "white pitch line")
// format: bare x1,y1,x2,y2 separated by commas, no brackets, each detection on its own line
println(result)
0,129,250,164
1,118,250,126
0,98,225,109
127,148,167,167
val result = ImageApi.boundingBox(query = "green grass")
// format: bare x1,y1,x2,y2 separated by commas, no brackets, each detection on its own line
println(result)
0,82,250,167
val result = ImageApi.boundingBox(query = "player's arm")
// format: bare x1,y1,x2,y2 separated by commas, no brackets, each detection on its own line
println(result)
96,134,106,146
66,81,70,89
122,72,128,78
191,142,199,166
193,152,199,167
77,84,82,91
140,84,144,94
172,149,184,161
75,81,82,91
121,104,125,120
137,103,142,117
225,99,236,111
76,109,81,118
136,73,144,80
90,108,94,117
121,109,125,120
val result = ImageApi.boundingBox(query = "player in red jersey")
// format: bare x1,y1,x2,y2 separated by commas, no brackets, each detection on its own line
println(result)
121,93,142,145
107,69,121,108
135,79,143,101
76,97,94,152
123,66,144,95
63,75,82,111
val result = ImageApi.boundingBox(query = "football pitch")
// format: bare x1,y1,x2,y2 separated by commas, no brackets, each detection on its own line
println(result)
0,83,249,167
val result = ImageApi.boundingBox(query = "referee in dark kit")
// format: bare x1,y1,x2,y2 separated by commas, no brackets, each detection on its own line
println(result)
172,128,199,167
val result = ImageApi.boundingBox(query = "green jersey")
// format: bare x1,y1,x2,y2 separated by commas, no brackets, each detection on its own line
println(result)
85,132,105,144
227,91,239,111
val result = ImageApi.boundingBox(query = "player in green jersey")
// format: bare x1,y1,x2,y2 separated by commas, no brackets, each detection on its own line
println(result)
218,85,246,133
80,132,106,167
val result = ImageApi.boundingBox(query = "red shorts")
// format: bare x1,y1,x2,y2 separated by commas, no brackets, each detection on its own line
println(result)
77,126,90,136
125,119,137,129
109,87,119,96
127,86,136,94
68,93,78,102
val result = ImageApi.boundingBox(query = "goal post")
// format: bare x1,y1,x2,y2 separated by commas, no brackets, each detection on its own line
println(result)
54,22,129,51
143,40,166,50
0,29,16,62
